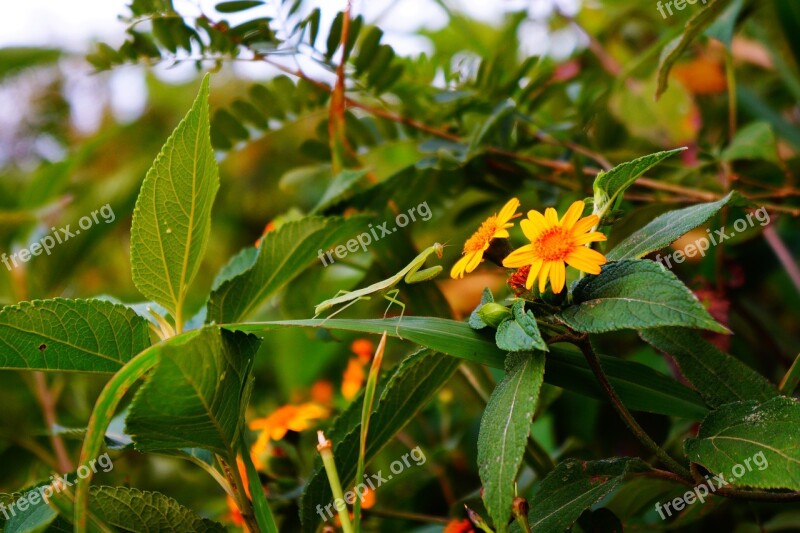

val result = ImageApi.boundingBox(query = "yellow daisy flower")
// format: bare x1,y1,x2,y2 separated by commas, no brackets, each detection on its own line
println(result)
249,402,328,441
502,200,607,294
450,197,521,279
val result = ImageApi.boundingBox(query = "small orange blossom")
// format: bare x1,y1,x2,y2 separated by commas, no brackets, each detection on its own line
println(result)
450,198,520,279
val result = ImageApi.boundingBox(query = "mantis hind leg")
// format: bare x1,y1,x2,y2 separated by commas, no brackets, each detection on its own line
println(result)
382,289,406,338
318,295,372,324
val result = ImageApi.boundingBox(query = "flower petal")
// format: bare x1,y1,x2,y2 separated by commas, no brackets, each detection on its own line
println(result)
525,259,544,289
494,229,510,239
503,245,537,268
571,214,599,236
560,200,585,229
574,231,607,245
497,197,520,224
526,209,549,232
550,260,566,293
450,254,472,279
544,207,559,226
465,249,485,272
538,261,552,293
565,247,607,274
520,218,545,243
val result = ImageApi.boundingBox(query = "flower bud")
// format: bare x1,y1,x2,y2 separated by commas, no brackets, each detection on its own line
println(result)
477,303,512,328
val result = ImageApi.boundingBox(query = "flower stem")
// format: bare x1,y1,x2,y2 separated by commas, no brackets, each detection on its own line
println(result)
317,431,355,533
576,339,692,480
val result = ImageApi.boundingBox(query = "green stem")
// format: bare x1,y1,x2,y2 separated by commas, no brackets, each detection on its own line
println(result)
74,346,161,533
576,339,692,481
219,453,259,533
317,431,355,533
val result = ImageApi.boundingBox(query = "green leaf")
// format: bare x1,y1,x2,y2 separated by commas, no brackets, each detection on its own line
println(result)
559,260,729,334
211,245,259,291
300,349,460,532
705,0,745,48
516,458,649,532
495,300,547,353
240,440,279,533
353,26,383,75
0,47,61,81
325,11,344,60
216,1,264,13
311,169,368,213
685,397,800,490
232,317,709,419
207,216,368,323
721,122,780,163
592,149,685,223
88,486,226,531
3,490,57,533
125,326,260,454
479,352,546,533
0,298,151,373
606,192,741,261
131,74,219,325
640,327,779,408
656,0,734,99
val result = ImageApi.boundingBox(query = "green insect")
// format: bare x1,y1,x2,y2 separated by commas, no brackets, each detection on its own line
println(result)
314,242,445,327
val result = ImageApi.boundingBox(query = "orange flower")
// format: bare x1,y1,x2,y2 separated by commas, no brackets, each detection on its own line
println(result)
502,200,606,293
507,264,531,296
341,358,365,400
451,198,520,279
249,403,328,441
310,380,334,405
673,57,726,95
227,494,244,526
444,518,475,533
351,338,374,364
361,487,376,509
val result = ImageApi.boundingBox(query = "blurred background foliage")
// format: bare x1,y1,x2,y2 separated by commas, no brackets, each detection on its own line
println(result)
0,0,799,530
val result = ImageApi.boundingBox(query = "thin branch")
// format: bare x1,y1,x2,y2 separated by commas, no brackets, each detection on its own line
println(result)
576,339,692,480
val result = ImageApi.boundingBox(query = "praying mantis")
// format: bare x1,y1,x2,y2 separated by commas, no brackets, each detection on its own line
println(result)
314,242,444,326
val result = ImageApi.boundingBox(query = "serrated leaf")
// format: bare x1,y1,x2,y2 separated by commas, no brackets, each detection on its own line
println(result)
211,245,258,291
125,326,260,454
514,458,649,532
685,397,800,490
656,0,734,99
479,352,545,533
593,149,685,223
131,74,219,325
88,486,226,531
233,317,709,419
0,298,151,373
300,349,460,532
215,0,263,13
721,122,780,163
495,300,547,353
640,327,778,408
559,260,729,334
606,192,741,261
206,216,369,323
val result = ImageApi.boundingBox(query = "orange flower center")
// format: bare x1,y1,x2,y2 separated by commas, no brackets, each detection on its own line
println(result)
534,227,574,261
464,216,499,253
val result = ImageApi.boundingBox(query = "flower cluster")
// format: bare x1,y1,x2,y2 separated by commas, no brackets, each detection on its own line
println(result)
451,197,607,294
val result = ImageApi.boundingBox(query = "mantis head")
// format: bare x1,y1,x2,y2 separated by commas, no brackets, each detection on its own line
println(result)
433,242,444,259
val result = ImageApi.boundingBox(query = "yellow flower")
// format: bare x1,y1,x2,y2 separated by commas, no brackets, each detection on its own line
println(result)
249,403,328,441
502,200,607,294
450,198,520,279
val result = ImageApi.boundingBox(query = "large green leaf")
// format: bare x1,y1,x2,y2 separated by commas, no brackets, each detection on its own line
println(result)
479,352,546,533
88,486,225,532
125,326,260,454
207,215,368,323
685,397,800,490
233,317,709,418
559,260,729,334
606,192,740,261
592,149,685,223
656,0,734,98
495,300,547,353
300,349,460,532
641,327,778,408
0,298,151,373
512,458,649,532
131,73,219,325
